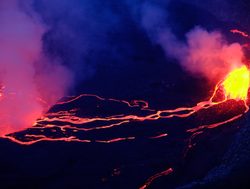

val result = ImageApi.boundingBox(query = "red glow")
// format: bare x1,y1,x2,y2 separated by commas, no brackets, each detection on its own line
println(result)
1,66,246,189
139,168,173,189
3,68,249,145
0,18,249,188
230,29,250,38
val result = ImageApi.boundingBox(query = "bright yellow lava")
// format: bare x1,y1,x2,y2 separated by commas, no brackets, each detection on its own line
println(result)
222,65,250,100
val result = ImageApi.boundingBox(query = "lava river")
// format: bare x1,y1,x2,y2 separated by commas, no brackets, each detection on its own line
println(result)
0,64,249,189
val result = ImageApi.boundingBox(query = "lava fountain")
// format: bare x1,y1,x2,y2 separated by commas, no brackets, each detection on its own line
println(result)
222,65,250,100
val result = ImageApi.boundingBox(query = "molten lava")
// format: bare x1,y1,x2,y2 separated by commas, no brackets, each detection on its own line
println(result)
2,28,250,188
1,65,250,189
222,66,250,100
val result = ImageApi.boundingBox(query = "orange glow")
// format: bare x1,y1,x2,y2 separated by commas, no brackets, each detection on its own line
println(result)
222,66,250,100
3,77,250,189
230,29,250,38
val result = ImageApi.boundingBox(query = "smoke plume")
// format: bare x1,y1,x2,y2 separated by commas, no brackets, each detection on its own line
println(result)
132,1,245,82
159,27,244,81
0,0,72,136
0,0,246,136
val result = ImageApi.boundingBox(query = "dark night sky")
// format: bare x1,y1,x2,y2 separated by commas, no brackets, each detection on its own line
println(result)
32,0,250,101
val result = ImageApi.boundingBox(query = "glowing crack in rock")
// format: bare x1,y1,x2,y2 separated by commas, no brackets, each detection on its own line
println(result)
139,168,174,189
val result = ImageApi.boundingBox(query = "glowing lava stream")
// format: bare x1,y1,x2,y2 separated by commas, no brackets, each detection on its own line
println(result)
230,29,250,38
1,65,249,145
0,65,248,189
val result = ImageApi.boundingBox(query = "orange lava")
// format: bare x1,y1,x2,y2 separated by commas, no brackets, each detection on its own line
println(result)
3,65,250,145
222,66,250,100
139,168,173,189
0,27,248,189
1,66,249,189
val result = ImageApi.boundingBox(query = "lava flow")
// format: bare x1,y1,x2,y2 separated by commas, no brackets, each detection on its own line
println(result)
1,25,250,187
2,64,249,145
0,63,249,189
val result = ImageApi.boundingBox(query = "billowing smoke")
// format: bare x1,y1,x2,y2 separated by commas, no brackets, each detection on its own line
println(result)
132,1,245,82
33,0,127,83
0,0,246,136
0,0,72,136
159,27,244,81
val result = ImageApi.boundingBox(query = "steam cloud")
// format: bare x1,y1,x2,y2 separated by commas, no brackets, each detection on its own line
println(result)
0,0,72,136
0,0,246,136
159,27,244,81
134,1,245,82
